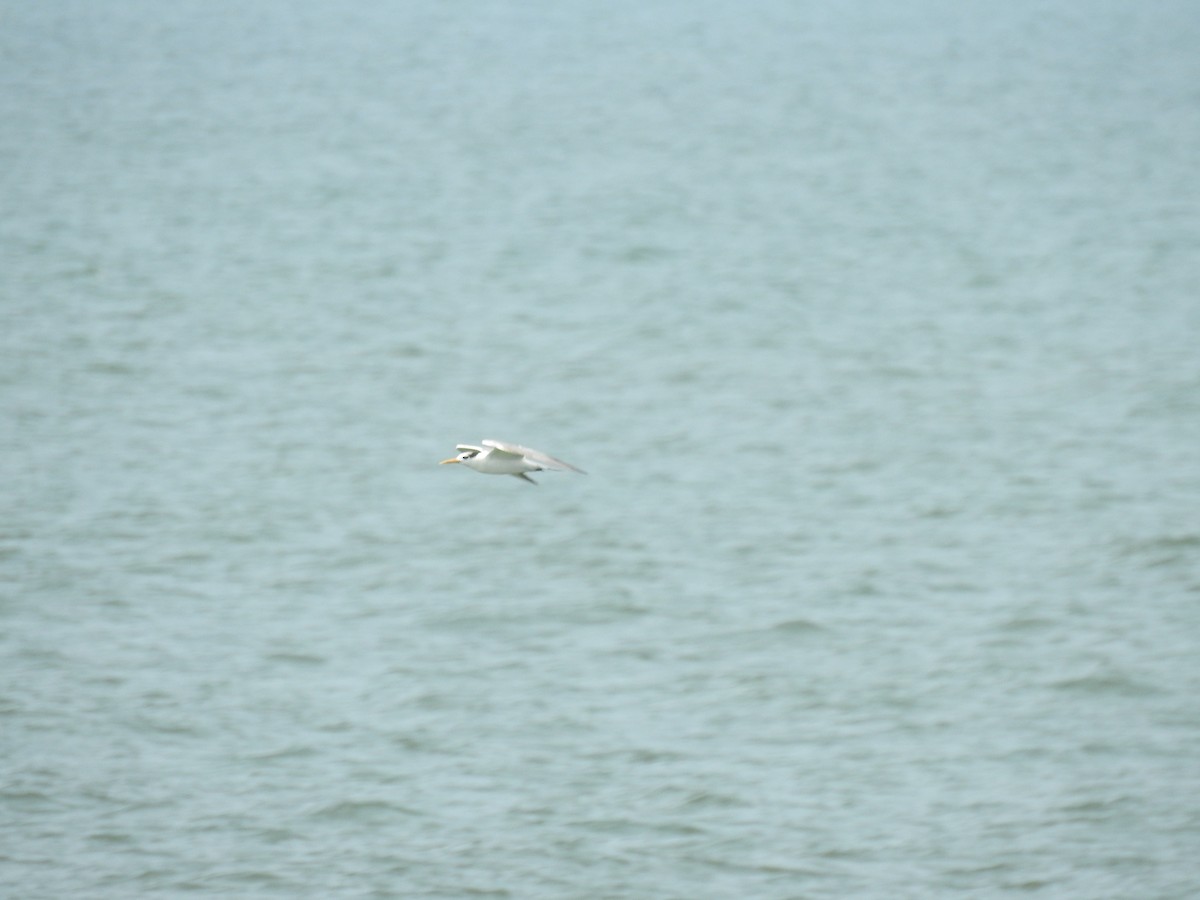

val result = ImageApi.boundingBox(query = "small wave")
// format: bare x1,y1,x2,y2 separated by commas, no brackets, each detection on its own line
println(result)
770,617,824,634
244,744,318,762
996,615,1055,633
87,830,134,845
263,651,327,666
309,799,421,822
1116,533,1200,568
678,789,744,810
1050,670,1161,697
916,504,961,519
128,714,205,737
570,817,707,837
681,851,832,879
709,618,825,647
1057,795,1135,819
0,788,53,810
582,746,688,765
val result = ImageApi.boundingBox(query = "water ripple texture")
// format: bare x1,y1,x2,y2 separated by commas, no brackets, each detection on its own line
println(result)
3,1,1199,898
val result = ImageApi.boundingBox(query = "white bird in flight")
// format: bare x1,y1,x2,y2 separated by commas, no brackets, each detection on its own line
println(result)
439,439,585,485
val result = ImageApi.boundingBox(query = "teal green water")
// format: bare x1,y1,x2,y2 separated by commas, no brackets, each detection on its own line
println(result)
3,1,1199,897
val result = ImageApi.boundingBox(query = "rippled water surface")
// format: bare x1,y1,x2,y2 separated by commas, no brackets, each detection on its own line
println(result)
3,1,1199,897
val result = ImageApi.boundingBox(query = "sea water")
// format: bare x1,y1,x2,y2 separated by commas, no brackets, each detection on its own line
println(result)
3,1,1199,897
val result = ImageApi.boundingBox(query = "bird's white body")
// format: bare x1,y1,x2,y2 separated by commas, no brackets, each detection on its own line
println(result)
440,439,584,484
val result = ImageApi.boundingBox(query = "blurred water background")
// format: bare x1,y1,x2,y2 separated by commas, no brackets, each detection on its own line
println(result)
3,1,1199,897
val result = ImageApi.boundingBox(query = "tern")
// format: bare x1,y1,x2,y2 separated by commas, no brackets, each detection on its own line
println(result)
439,439,585,484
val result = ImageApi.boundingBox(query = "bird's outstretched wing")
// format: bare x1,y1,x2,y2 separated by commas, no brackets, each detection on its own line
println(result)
482,439,585,473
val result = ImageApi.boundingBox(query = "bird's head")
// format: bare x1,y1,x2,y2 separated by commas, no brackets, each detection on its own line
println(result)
439,449,480,466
